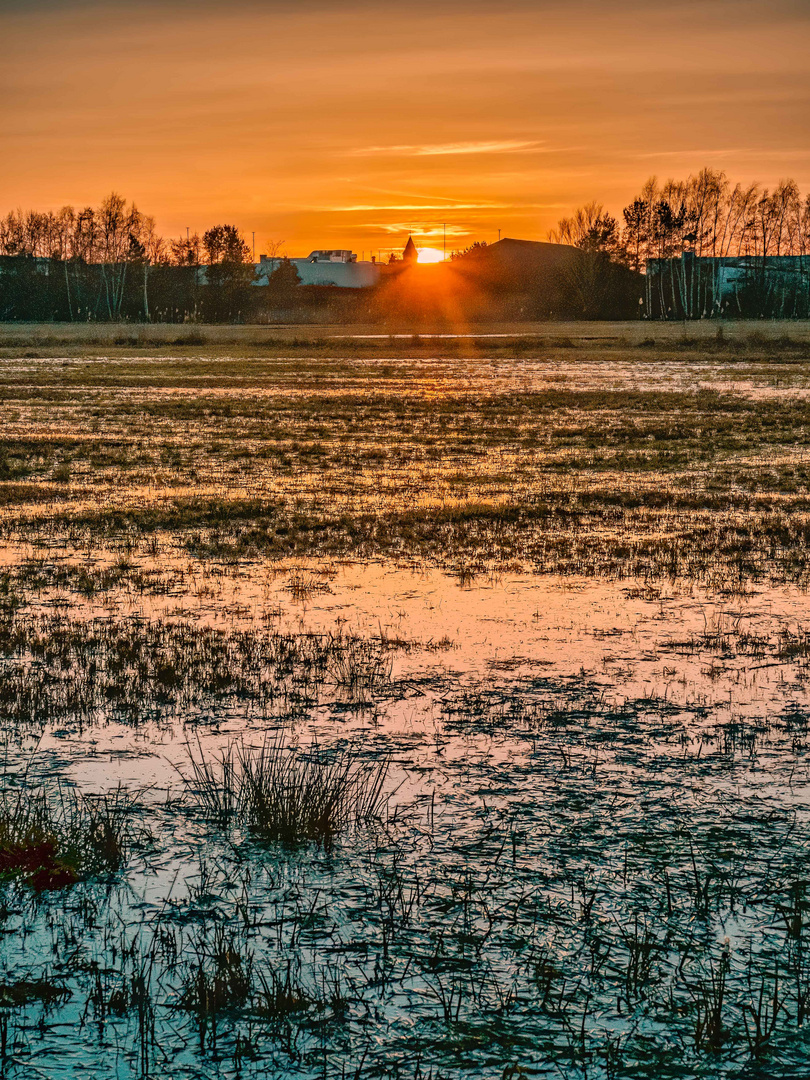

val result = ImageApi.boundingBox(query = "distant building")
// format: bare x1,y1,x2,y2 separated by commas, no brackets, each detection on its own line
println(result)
255,250,381,288
305,249,357,264
254,239,426,288
645,254,810,318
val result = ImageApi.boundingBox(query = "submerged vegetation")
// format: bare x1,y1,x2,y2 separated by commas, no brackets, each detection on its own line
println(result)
1,330,810,1075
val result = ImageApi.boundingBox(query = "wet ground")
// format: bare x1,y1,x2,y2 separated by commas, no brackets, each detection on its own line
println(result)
1,333,810,1077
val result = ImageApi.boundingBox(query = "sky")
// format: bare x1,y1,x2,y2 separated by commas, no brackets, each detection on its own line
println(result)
1,0,809,258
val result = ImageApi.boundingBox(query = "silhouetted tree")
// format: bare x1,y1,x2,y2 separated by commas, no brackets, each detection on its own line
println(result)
266,257,302,313
450,241,488,261
170,234,202,266
622,199,650,274
551,203,619,256
549,203,625,316
613,171,810,317
201,225,254,321
202,224,250,267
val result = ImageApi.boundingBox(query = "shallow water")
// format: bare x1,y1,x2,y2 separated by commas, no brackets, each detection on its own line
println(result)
3,345,810,1076
2,555,810,1077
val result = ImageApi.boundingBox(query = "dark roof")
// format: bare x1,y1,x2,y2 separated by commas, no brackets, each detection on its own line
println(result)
452,237,582,290
462,237,578,269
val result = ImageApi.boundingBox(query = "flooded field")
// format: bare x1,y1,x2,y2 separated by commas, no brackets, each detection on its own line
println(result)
2,325,810,1077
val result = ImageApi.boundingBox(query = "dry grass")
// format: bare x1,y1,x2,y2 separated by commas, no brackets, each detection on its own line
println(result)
1,318,810,358
2,338,810,588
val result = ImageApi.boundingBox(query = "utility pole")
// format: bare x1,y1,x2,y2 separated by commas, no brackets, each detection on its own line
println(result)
443,223,446,261
186,226,190,241
252,232,255,262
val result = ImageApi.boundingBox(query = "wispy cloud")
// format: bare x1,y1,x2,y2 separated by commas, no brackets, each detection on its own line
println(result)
635,147,810,160
351,140,543,157
326,202,510,212
368,222,471,237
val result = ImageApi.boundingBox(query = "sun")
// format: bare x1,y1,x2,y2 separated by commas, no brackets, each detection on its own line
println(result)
417,246,445,263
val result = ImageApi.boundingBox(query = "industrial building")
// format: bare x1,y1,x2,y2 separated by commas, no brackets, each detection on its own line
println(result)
255,249,381,288
645,254,810,318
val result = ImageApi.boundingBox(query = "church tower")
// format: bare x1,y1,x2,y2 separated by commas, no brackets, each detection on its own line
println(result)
402,236,418,263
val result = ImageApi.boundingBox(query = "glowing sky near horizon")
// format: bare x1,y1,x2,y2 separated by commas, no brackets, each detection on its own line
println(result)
1,0,809,257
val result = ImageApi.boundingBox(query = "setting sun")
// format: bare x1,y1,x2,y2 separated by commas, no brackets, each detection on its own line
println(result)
416,247,446,263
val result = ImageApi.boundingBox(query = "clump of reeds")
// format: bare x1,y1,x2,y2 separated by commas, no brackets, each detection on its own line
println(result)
180,740,240,822
183,735,389,845
327,633,392,698
254,962,313,1021
180,927,253,1022
284,569,332,602
0,783,130,891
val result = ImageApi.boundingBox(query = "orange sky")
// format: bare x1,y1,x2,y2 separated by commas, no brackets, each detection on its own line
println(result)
2,0,809,258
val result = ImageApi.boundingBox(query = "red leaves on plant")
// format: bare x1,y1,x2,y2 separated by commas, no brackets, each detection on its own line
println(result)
0,838,78,891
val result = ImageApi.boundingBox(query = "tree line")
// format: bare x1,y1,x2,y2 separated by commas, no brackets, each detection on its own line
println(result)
4,173,810,322
550,170,810,318
0,195,258,269
0,194,300,322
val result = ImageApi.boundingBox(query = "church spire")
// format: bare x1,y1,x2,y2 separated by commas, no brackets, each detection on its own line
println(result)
402,236,418,262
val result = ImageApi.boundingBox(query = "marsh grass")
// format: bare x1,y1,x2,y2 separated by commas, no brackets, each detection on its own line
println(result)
180,926,253,1048
327,634,393,698
0,608,403,730
0,782,131,890
180,740,239,822
183,735,390,844
0,979,70,1008
3,692,810,1078
4,339,810,1076
254,962,314,1022
6,344,810,587
1,320,809,357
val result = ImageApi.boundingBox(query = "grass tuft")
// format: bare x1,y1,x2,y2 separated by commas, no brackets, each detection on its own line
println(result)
183,735,390,845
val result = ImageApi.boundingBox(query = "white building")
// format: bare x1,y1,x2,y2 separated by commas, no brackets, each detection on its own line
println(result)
255,250,381,288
